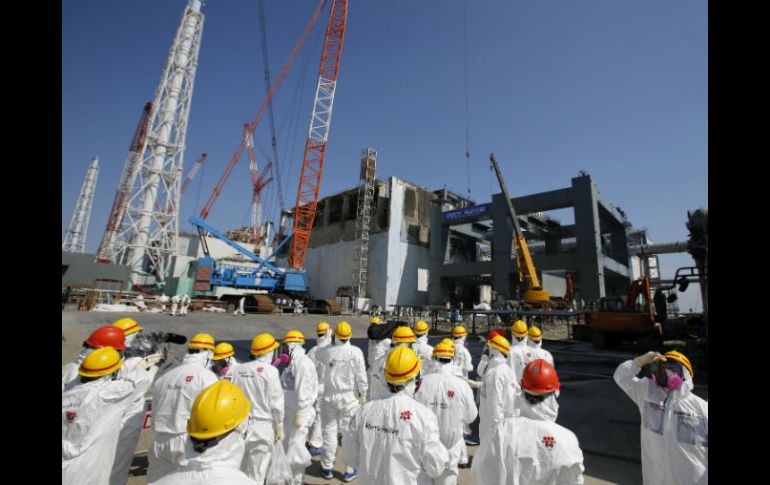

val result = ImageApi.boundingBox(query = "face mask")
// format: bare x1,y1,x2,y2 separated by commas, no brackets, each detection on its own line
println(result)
652,369,684,391
652,362,685,391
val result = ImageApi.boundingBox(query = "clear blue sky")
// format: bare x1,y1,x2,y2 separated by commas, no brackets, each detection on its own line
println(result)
62,0,707,310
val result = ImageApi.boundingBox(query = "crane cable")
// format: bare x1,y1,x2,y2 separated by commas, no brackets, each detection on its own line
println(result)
463,0,471,201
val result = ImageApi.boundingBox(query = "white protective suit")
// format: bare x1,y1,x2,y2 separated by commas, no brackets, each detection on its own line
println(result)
180,294,190,316
148,352,218,483
150,422,258,485
234,297,245,316
110,356,157,485
453,335,474,465
368,346,396,401
527,338,554,366
453,337,473,378
62,367,151,485
343,386,450,485
471,413,585,485
230,352,285,483
62,348,95,392
280,343,319,484
507,335,533,381
316,338,368,473
307,331,333,449
614,360,708,484
414,362,478,485
368,337,391,370
170,295,180,316
413,334,434,363
479,350,520,444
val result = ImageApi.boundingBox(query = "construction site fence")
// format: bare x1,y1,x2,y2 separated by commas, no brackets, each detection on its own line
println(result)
389,306,586,340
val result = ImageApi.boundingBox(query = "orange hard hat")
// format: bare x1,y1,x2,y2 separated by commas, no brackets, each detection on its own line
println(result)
521,359,561,395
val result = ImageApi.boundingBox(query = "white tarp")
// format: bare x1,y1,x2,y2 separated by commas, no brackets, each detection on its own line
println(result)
91,304,140,312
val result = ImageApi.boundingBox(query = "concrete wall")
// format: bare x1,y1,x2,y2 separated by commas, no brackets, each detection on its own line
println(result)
62,252,132,290
383,178,432,309
303,233,389,304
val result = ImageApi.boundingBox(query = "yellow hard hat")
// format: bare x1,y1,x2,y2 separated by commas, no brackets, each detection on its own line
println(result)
511,320,528,337
251,333,279,356
528,325,543,341
414,320,429,335
369,317,382,325
187,380,251,440
664,351,694,379
441,338,455,348
384,346,422,384
317,322,330,335
213,342,235,361
488,335,511,356
283,330,305,344
112,317,143,336
189,333,216,351
78,347,123,378
392,326,417,344
452,326,467,338
432,341,455,359
335,321,353,340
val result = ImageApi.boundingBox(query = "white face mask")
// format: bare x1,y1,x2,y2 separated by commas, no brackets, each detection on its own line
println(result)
520,392,560,422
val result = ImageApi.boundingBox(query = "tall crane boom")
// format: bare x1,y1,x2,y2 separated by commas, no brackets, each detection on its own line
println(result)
180,153,207,194
95,102,153,263
199,0,327,221
289,0,348,269
63,157,100,254
489,153,550,303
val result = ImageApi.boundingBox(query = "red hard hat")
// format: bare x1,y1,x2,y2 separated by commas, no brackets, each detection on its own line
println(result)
521,359,560,395
487,330,501,341
84,325,126,351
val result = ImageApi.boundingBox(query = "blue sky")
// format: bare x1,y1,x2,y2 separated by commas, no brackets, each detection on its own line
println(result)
62,0,707,310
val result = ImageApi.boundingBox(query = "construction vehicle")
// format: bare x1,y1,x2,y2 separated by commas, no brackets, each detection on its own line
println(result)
579,267,706,350
189,216,341,314
186,0,348,316
488,153,550,303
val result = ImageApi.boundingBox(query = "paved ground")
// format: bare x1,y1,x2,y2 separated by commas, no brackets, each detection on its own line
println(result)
62,310,708,485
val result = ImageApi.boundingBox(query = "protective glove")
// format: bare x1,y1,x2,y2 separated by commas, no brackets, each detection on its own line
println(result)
294,413,303,429
136,353,164,371
275,422,285,442
461,377,482,390
633,351,666,369
359,394,366,406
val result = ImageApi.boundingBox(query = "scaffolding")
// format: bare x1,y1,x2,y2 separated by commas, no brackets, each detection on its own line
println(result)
352,148,377,301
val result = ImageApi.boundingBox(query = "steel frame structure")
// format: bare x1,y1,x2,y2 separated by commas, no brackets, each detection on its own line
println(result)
95,102,153,263
289,0,348,268
121,0,205,285
244,124,273,244
352,148,376,299
63,157,99,254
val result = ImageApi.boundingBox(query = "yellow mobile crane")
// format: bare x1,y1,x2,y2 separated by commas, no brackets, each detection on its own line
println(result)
489,153,550,303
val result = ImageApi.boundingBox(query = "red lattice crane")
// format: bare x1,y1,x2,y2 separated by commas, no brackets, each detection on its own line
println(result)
243,124,273,243
198,0,327,221
289,0,348,268
96,101,153,263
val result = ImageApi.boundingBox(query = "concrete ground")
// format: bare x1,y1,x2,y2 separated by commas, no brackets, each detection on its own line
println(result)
62,310,707,485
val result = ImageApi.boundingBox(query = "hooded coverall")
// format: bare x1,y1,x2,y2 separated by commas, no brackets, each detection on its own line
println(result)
148,352,218,483
62,367,151,485
315,339,368,473
614,360,708,484
414,362,478,485
230,352,285,483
